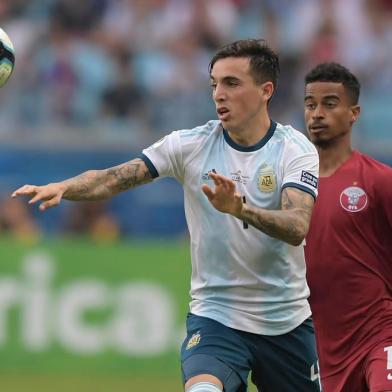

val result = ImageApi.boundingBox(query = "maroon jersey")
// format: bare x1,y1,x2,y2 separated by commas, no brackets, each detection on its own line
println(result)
305,150,392,377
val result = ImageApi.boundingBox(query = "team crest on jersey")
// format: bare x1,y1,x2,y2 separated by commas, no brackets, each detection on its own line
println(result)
186,331,201,350
258,166,276,192
340,186,368,212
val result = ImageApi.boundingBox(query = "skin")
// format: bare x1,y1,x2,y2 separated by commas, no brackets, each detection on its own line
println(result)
210,57,273,146
11,158,153,211
13,56,316,391
202,172,314,247
304,81,360,176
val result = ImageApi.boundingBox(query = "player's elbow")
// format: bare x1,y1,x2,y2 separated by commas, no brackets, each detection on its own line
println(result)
288,235,305,247
287,219,309,246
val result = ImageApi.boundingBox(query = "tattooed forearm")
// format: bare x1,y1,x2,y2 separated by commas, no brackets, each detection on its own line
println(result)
106,159,153,193
240,205,306,245
62,158,153,201
238,188,314,246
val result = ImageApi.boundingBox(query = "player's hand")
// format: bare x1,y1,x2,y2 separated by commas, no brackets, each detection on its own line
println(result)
201,172,243,218
11,183,67,211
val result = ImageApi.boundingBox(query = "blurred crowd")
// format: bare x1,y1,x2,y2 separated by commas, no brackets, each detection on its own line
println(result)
0,0,391,148
0,194,121,243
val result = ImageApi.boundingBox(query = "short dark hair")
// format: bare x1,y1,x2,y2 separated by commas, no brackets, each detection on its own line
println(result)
305,62,360,105
209,39,280,89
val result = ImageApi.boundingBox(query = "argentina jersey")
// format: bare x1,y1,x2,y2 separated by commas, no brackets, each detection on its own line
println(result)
141,120,319,335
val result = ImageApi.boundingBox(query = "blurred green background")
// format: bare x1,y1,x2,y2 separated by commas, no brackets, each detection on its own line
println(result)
0,237,257,391
0,238,188,391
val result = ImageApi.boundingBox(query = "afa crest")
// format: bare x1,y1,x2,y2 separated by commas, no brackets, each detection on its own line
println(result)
186,331,201,350
258,167,276,193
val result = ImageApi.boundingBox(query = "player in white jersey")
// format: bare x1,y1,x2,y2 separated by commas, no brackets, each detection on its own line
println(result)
12,39,320,392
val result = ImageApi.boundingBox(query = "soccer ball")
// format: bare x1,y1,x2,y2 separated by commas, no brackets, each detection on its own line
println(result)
0,27,14,87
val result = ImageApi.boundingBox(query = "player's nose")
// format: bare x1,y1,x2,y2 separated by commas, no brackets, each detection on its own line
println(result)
312,104,325,119
213,84,227,102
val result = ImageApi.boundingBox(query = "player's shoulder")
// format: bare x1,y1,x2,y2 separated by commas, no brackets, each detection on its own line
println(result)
176,120,221,140
273,122,317,154
356,151,391,169
355,151,392,181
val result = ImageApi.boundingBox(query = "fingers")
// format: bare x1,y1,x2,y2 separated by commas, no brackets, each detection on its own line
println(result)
208,172,236,192
201,184,214,200
39,197,60,211
11,184,38,198
11,184,62,211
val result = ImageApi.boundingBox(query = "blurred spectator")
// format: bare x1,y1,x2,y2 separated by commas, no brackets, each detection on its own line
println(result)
62,201,120,243
0,196,41,243
100,44,149,134
50,0,106,34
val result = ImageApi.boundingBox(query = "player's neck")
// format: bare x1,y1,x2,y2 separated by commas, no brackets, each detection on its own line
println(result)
227,113,271,147
318,144,354,177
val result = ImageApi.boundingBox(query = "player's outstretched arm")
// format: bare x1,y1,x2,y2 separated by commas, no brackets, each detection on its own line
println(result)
11,158,153,211
202,172,314,246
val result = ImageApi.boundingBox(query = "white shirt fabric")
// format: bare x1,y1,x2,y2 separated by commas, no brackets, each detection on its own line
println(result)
141,120,319,335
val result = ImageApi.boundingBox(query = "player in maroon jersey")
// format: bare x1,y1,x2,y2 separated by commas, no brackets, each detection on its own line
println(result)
304,62,392,392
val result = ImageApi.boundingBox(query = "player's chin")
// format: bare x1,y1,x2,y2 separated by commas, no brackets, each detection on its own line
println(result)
220,118,238,132
308,132,323,143
219,117,231,126
311,136,333,148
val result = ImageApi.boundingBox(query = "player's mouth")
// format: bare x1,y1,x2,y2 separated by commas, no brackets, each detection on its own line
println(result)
309,124,328,133
217,107,230,121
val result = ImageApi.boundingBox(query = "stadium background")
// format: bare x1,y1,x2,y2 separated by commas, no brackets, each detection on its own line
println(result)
0,0,391,391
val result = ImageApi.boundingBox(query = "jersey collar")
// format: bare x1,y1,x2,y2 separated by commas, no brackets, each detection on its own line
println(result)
222,121,277,152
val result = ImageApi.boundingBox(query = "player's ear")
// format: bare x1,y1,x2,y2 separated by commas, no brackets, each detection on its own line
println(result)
350,105,360,125
260,81,274,102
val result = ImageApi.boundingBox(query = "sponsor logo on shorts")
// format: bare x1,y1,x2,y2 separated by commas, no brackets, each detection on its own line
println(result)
186,331,201,350
340,186,368,212
300,171,318,188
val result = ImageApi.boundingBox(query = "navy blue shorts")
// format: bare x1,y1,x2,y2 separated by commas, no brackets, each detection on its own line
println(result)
181,313,321,392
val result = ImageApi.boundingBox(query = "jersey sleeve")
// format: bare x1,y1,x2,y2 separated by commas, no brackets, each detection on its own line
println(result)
378,165,392,229
281,139,319,199
140,126,211,183
140,131,183,181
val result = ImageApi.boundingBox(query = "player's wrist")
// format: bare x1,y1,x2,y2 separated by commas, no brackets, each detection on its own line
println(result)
232,197,245,220
58,181,70,197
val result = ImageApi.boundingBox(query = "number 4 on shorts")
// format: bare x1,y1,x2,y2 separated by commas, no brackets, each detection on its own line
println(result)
385,346,392,380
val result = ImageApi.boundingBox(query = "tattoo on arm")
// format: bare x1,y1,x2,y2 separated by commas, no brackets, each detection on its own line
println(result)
239,187,314,246
63,158,153,201
106,159,153,193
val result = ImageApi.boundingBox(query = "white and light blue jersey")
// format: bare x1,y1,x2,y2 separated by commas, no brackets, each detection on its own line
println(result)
141,120,319,335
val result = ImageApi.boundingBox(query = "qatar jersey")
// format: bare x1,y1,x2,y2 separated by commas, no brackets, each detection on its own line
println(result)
305,150,392,377
141,120,319,335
